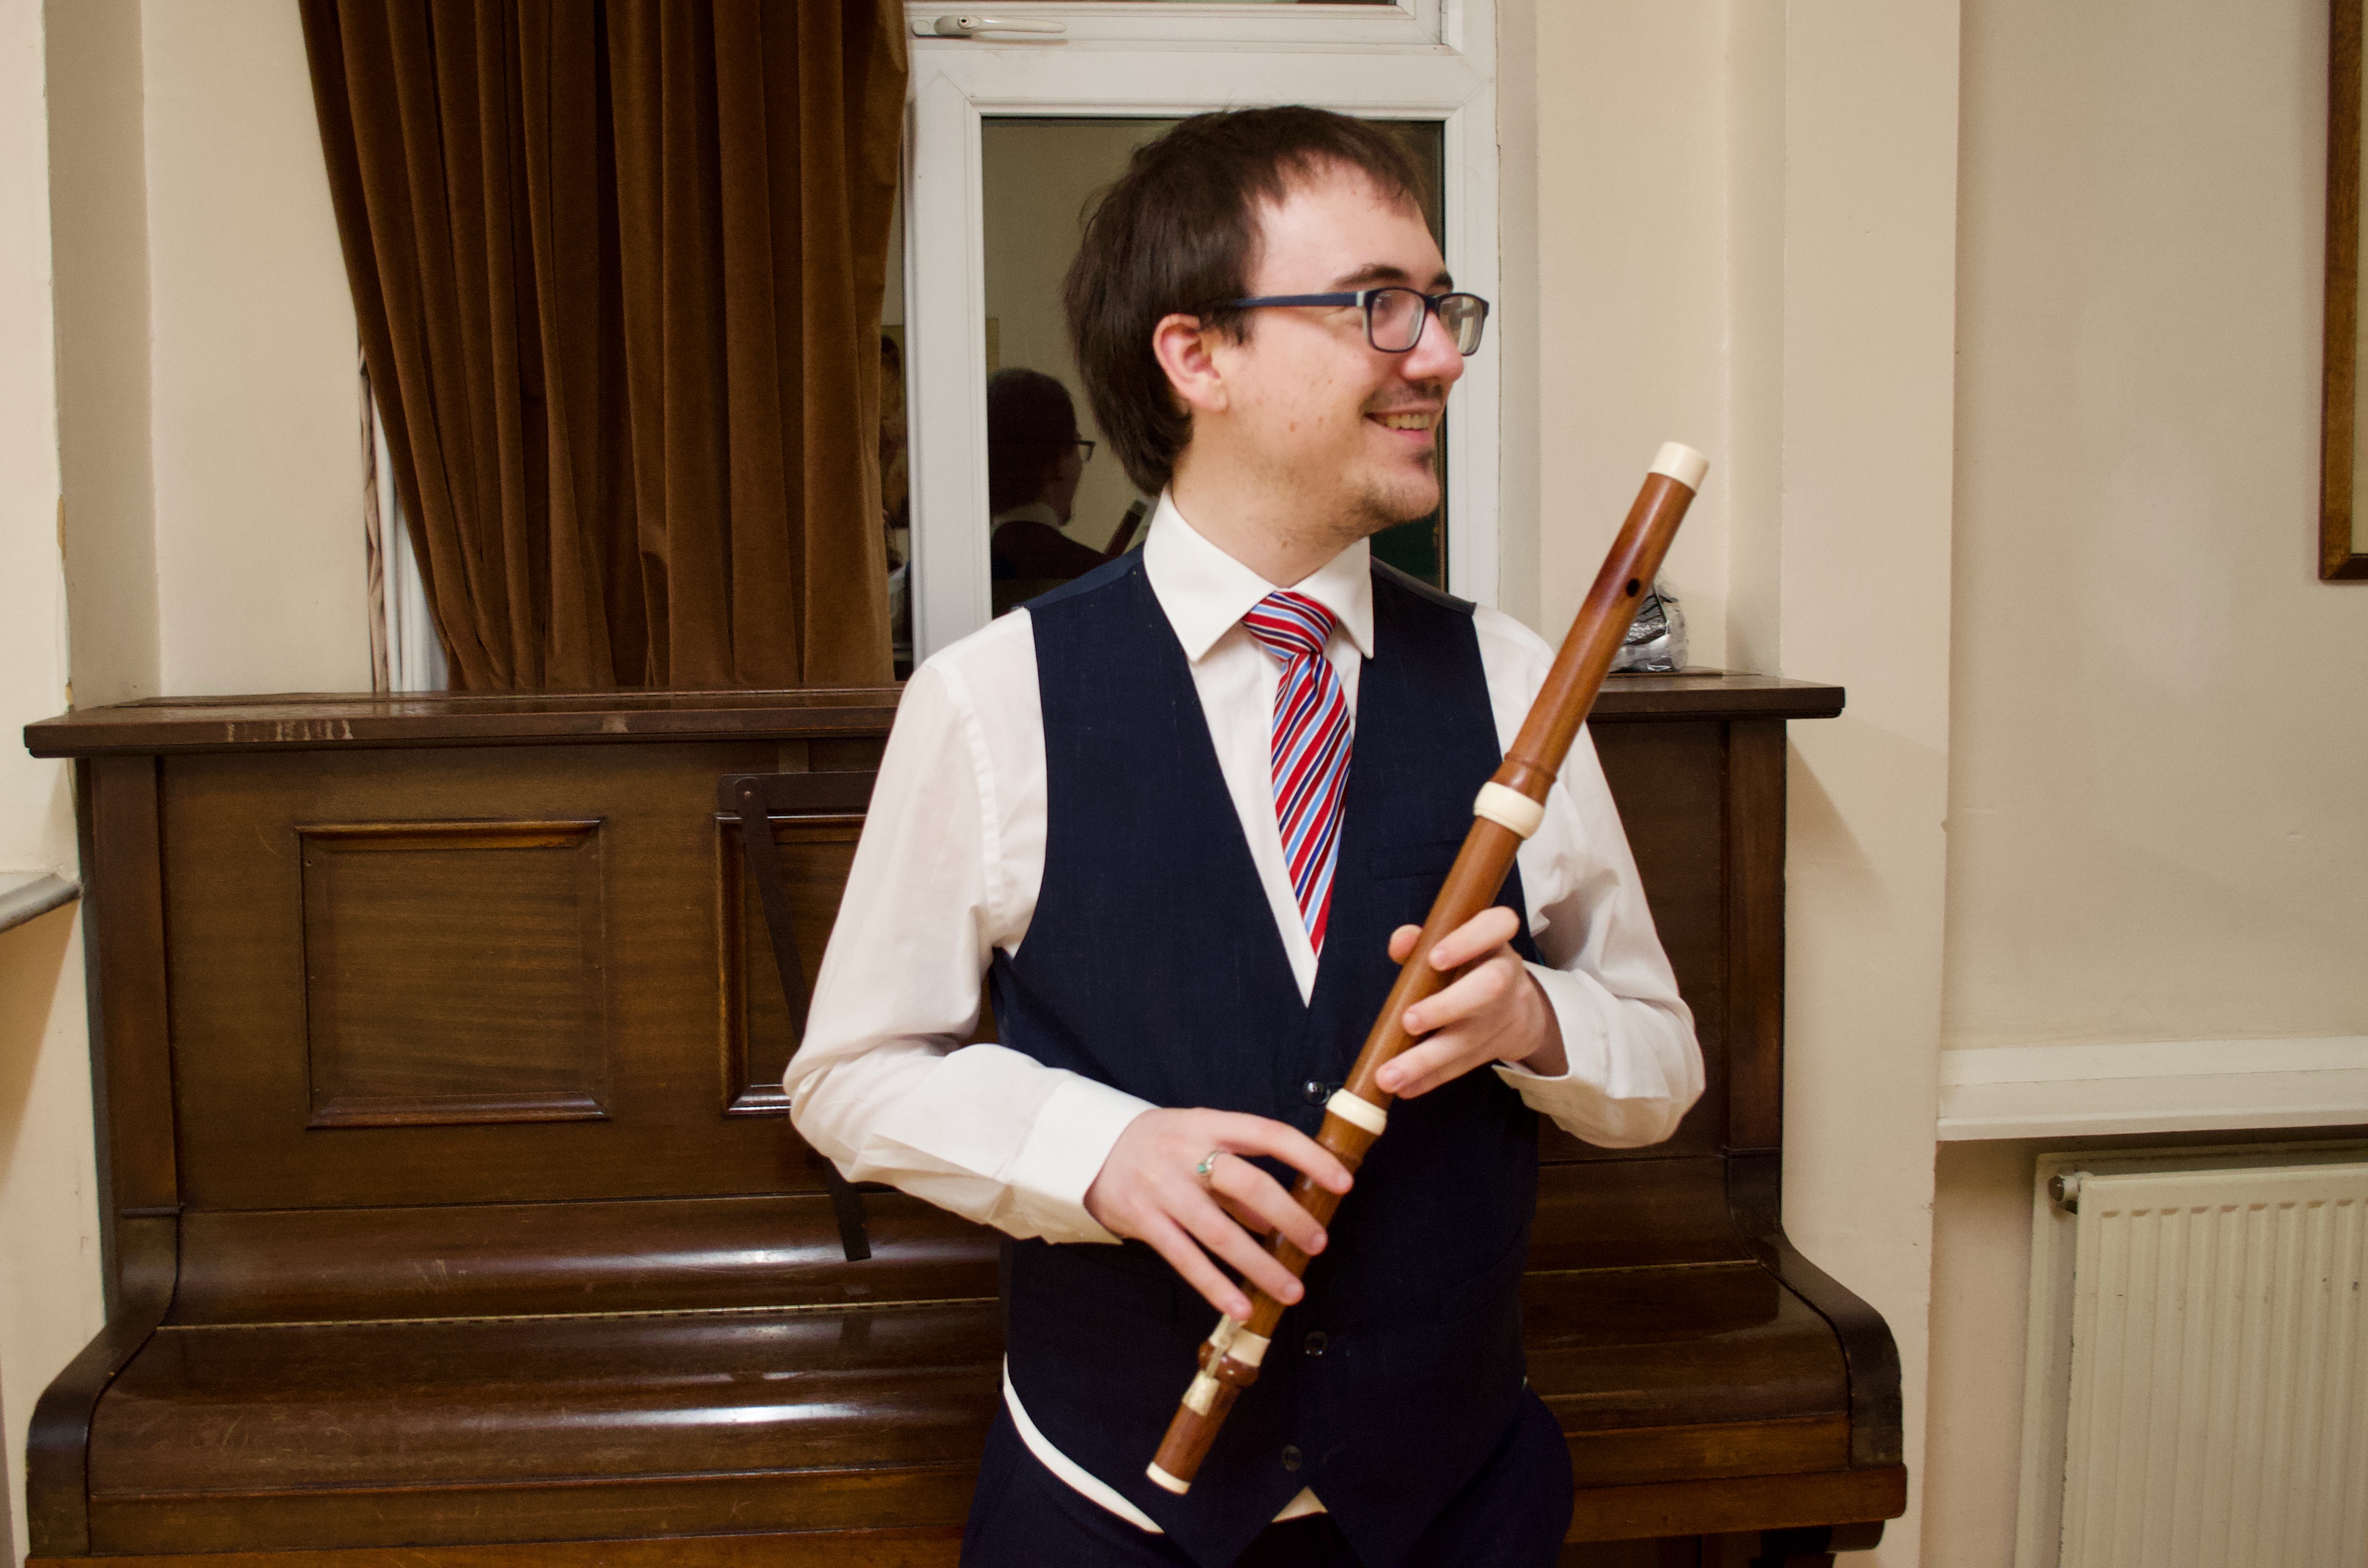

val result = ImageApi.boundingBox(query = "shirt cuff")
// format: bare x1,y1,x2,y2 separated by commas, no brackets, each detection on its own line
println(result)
1006,1072,1157,1244
1493,960,1611,1090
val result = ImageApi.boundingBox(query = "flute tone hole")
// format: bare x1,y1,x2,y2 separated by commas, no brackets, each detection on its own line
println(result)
1624,579,1641,596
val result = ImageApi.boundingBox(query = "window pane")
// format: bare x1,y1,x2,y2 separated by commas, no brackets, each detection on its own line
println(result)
882,191,911,677
977,116,1448,610
1365,119,1444,590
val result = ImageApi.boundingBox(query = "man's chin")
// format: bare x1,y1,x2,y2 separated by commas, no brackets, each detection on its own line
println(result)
1351,473,1444,537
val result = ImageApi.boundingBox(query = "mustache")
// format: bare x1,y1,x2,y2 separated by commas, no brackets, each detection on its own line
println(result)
1362,384,1449,417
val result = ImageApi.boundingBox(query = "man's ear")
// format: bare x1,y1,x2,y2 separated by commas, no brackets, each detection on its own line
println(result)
1151,312,1229,416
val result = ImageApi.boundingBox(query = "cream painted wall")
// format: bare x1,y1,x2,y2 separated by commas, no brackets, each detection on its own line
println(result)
1946,0,2367,1054
0,912,98,1568
1531,2,1731,668
0,2,103,1563
54,0,366,706
1493,0,1542,630
1922,1141,2034,1565
1923,1,2368,1557
140,0,369,697
47,0,157,711
0,0,67,874
1774,16,1960,1567
1531,6,1958,1563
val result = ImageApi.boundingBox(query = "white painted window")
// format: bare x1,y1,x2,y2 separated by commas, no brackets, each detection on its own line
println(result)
896,0,1502,665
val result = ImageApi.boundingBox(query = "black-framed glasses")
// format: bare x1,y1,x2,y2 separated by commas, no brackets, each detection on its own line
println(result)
1222,288,1491,356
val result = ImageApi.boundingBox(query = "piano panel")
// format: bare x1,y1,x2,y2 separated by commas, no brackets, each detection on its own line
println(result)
1544,719,1728,1163
719,814,864,1116
164,741,837,1210
299,819,610,1127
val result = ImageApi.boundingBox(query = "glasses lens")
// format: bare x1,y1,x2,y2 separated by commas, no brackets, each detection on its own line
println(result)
1366,289,1426,352
1438,295,1488,355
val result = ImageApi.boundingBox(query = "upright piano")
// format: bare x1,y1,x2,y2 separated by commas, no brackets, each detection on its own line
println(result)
23,677,1901,1567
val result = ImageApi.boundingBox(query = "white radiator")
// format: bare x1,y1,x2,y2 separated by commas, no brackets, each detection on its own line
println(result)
2018,1152,2368,1568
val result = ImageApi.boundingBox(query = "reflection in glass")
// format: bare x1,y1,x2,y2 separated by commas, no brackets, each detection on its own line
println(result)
880,330,910,675
988,370,1138,616
978,116,1449,604
881,193,912,677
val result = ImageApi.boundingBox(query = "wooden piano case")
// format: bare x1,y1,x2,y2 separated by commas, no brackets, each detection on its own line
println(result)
22,677,1902,1566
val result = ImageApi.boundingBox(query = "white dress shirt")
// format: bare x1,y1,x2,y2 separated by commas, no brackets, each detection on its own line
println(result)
786,494,1703,1529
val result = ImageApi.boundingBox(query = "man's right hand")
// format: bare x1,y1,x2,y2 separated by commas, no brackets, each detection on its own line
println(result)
1083,1108,1353,1320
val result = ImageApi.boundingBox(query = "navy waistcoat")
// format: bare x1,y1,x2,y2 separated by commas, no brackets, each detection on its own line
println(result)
991,555,1544,1568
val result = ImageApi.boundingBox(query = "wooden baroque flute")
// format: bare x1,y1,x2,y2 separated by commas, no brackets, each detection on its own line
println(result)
1145,442,1708,1496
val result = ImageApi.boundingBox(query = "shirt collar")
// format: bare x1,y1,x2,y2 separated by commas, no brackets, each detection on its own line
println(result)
1141,491,1375,664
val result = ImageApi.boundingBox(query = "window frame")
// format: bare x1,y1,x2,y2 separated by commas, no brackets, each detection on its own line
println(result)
899,4,1501,663
903,0,1447,50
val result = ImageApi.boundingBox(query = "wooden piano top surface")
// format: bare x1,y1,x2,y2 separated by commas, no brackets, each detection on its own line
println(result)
24,673,1843,757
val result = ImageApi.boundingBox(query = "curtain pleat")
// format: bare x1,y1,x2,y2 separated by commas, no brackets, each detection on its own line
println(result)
301,0,903,691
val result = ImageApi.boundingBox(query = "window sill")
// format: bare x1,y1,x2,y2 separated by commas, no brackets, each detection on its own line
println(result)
0,872,80,936
1937,1037,2368,1140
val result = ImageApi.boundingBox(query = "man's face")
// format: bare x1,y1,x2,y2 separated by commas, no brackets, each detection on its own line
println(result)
1215,167,1465,540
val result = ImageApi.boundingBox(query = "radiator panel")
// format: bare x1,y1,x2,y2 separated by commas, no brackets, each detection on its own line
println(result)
2059,1163,2368,1568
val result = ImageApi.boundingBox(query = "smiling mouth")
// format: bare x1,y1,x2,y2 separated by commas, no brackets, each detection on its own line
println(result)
1370,410,1439,431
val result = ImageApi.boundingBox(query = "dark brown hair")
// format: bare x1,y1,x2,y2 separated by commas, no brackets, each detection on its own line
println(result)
985,367,1079,513
1062,107,1431,496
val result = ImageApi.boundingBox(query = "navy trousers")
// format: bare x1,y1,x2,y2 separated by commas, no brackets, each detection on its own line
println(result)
960,1386,1572,1568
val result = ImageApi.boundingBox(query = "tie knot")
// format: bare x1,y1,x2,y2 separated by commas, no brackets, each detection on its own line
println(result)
1243,591,1336,664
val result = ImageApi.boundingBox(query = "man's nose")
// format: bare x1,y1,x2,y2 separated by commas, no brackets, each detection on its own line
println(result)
1399,306,1466,385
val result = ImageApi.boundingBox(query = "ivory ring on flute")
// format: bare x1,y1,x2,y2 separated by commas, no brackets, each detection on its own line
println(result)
1472,782,1545,840
1148,1463,1191,1495
1325,1090,1388,1135
1649,442,1709,490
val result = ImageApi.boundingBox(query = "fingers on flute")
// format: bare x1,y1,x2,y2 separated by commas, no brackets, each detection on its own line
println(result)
1208,1152,1327,1259
1380,961,1518,1098
1214,1193,1275,1235
1377,1036,1481,1100
1178,1186,1305,1307
1213,1112,1353,1197
1397,950,1514,1043
1141,1213,1254,1321
1423,906,1522,972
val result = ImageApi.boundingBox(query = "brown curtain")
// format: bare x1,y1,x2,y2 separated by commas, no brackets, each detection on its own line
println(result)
300,0,905,691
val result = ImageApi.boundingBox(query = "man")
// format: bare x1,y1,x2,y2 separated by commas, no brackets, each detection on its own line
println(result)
986,366,1120,603
788,107,1701,1568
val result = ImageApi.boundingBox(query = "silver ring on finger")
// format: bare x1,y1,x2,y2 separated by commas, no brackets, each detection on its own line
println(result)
1195,1150,1224,1187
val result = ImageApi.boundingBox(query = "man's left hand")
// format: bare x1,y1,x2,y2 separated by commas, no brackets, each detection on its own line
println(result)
1372,906,1565,1099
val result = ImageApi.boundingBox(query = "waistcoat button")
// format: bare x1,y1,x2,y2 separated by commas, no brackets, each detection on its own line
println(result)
1303,1331,1328,1356
1281,1444,1302,1472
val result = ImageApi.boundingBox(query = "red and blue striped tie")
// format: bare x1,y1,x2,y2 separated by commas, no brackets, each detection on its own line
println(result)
1243,591,1353,955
